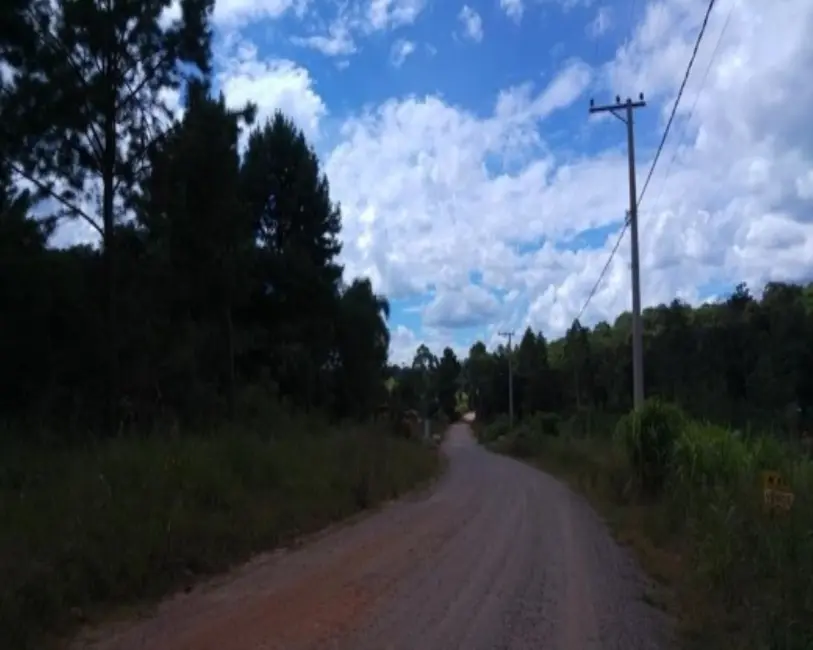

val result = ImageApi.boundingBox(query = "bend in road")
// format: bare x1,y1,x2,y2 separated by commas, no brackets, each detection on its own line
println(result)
75,423,672,650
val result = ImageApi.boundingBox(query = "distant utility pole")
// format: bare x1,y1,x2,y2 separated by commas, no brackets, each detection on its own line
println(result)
422,366,431,440
499,331,515,429
589,94,647,411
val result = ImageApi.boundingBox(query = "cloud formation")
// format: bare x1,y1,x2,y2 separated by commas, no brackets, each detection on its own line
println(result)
390,38,417,66
458,5,484,42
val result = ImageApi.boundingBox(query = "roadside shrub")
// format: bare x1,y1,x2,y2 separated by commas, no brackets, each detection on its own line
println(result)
505,418,553,458
528,412,561,437
561,408,593,438
615,399,687,494
559,409,624,439
506,426,535,457
480,414,511,443
671,421,750,490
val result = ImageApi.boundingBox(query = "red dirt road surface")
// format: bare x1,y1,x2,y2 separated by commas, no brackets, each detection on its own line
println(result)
74,423,672,650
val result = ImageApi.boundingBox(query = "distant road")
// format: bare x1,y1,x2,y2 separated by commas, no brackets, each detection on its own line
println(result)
77,423,671,650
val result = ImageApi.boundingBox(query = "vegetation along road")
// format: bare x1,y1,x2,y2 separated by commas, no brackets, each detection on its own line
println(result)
75,423,671,650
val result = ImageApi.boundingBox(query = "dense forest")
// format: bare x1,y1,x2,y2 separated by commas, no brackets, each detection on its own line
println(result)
0,0,396,437
405,281,813,437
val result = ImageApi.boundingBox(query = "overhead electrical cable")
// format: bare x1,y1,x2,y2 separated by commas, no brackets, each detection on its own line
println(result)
574,0,720,321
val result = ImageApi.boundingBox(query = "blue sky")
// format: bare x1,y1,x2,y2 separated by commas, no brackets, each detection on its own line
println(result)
56,0,813,364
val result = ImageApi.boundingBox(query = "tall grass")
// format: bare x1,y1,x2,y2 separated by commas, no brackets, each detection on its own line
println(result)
486,403,813,650
0,421,441,649
665,421,813,650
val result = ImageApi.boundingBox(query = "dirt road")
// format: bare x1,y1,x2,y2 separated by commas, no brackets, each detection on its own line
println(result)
76,423,671,650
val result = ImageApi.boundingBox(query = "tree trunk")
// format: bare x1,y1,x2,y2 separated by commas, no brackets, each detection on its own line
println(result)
102,120,118,436
224,303,236,419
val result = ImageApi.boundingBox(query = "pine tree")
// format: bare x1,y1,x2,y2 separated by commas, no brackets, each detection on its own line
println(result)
241,112,344,410
2,0,214,432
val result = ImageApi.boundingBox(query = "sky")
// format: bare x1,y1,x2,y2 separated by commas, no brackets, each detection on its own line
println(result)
52,0,813,365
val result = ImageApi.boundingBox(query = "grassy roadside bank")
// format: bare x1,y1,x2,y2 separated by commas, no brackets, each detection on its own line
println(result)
0,421,443,649
475,409,813,650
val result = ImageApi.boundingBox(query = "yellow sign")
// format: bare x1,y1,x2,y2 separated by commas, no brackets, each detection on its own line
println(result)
761,470,795,513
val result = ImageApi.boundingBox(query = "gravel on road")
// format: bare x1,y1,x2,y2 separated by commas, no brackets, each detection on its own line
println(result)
74,423,673,650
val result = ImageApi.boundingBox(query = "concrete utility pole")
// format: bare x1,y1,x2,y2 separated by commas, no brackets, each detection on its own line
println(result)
499,331,515,429
589,94,647,411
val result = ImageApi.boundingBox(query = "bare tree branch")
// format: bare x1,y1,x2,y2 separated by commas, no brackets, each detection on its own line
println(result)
6,159,103,237
116,50,174,114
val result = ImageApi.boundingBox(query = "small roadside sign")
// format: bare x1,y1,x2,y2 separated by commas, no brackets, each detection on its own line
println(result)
761,470,795,513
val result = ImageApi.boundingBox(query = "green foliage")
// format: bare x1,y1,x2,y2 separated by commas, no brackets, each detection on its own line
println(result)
0,71,390,432
477,412,561,457
668,422,813,650
0,421,440,649
615,399,687,494
436,348,462,421
447,283,813,437
671,421,751,489
503,425,543,458
531,412,561,437
480,414,511,443
333,278,391,419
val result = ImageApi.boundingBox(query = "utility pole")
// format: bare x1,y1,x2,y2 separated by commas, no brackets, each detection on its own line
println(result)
422,366,431,440
589,94,647,411
499,331,515,428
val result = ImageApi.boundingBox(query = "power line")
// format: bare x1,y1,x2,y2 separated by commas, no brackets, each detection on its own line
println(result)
646,0,737,215
572,0,640,327
636,0,718,207
574,215,629,323
574,0,720,324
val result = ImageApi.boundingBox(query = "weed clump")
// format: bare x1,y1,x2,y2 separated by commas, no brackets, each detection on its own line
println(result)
615,399,686,495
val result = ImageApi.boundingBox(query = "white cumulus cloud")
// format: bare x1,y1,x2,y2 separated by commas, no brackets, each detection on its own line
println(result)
500,0,524,22
390,39,416,67
458,5,484,42
217,38,327,141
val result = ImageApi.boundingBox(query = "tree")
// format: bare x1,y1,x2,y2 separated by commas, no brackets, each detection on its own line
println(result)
515,327,551,417
436,347,461,420
334,278,391,419
563,319,593,410
410,345,439,419
2,0,214,433
241,111,343,411
137,81,255,418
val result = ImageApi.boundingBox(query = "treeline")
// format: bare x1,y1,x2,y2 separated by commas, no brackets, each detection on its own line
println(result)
451,281,813,434
0,0,391,436
384,345,464,424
